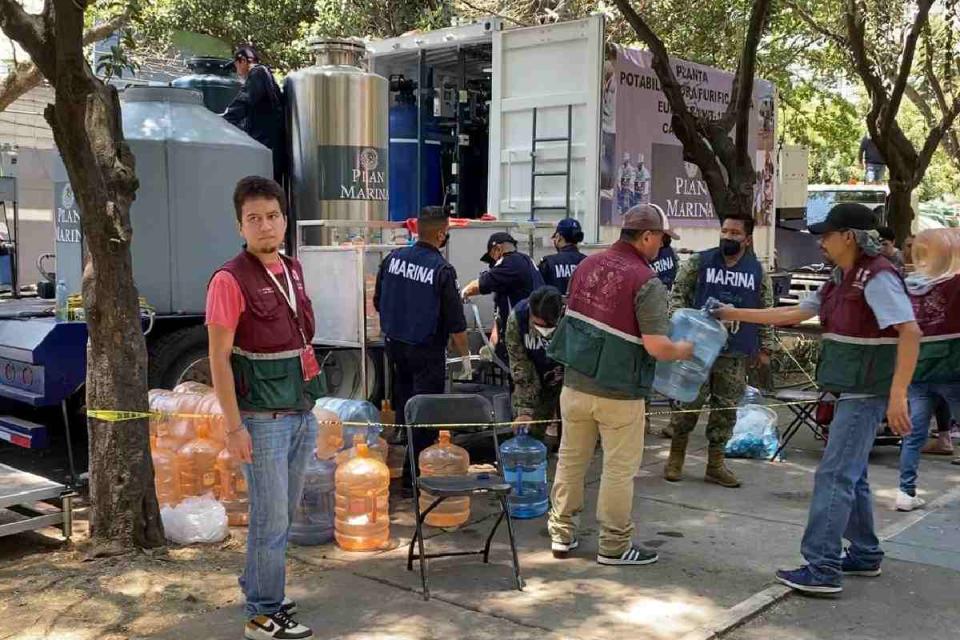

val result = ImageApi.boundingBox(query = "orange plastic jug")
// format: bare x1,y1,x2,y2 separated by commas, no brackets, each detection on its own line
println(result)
380,399,397,440
173,381,211,394
336,433,388,466
216,448,249,526
386,443,406,480
418,430,470,528
314,407,343,460
335,438,390,551
196,392,226,447
151,431,180,507
176,421,220,498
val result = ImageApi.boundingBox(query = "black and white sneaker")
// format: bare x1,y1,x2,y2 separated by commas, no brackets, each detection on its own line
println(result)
551,538,579,559
597,545,659,566
244,610,313,639
280,597,297,616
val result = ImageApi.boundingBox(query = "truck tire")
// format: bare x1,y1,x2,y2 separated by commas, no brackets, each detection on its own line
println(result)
148,325,210,390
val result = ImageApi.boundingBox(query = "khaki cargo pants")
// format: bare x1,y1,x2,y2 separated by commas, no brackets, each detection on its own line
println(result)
547,385,645,557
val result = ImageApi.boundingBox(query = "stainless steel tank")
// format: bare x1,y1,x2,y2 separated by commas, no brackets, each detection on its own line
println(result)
285,38,389,245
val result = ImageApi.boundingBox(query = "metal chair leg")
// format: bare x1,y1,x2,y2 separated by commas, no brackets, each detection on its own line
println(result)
482,510,507,563
498,495,524,591
414,501,430,600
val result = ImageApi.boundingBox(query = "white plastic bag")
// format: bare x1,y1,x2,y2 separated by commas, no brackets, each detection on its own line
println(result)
725,404,780,460
161,494,229,545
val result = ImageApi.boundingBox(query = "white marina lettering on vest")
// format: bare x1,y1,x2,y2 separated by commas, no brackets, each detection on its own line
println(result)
706,267,756,290
388,256,435,284
524,332,548,351
554,263,578,279
652,256,675,274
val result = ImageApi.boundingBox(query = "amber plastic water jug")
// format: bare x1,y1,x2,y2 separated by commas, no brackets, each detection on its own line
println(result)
216,447,249,526
418,430,470,528
150,430,180,507
334,439,390,551
176,421,220,498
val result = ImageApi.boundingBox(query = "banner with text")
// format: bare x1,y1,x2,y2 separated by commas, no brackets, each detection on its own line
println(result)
599,47,776,228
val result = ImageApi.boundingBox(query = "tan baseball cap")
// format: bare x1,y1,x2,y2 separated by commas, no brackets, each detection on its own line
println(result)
622,203,679,240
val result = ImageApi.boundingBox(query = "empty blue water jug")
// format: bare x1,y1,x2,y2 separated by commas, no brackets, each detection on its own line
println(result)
500,428,549,519
289,452,337,545
314,397,382,450
653,307,728,403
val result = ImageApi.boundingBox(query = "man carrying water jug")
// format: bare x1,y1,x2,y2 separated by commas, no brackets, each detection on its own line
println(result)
546,204,695,566
663,214,776,488
207,176,327,639
714,203,920,595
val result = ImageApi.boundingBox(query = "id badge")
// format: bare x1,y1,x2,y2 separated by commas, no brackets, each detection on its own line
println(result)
300,347,321,382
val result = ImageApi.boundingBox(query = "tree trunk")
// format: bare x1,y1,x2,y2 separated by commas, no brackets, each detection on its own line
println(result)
886,182,914,245
45,66,164,549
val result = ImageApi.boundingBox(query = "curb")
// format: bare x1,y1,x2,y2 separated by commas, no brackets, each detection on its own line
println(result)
677,584,792,640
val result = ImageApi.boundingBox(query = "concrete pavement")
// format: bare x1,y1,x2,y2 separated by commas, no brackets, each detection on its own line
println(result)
154,410,960,640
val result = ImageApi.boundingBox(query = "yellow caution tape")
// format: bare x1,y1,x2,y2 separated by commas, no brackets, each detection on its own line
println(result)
85,398,838,427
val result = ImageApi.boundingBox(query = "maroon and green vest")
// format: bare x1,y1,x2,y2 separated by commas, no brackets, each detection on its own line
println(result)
910,275,960,383
817,254,901,395
215,250,325,411
547,241,657,395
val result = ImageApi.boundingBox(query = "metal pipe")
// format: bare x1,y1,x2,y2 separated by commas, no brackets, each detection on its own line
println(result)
565,105,573,218
529,108,537,221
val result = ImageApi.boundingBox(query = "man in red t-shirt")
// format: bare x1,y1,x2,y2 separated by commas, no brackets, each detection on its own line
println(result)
207,176,324,640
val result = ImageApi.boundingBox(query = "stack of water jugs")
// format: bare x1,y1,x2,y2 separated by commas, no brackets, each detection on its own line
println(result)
148,383,249,527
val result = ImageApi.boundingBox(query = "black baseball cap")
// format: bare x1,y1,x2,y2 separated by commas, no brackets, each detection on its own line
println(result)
481,232,517,264
222,45,259,69
808,203,877,235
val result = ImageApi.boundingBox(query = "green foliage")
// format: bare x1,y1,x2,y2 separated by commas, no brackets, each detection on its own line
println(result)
95,30,141,80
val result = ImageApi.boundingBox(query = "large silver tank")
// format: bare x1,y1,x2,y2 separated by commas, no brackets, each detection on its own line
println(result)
54,87,273,314
285,38,389,244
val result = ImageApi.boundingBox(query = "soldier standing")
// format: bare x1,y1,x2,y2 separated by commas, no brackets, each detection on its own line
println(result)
539,219,587,295
663,215,775,488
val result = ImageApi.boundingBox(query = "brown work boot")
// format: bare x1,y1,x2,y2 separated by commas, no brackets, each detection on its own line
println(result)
921,433,954,455
664,434,688,482
705,447,741,488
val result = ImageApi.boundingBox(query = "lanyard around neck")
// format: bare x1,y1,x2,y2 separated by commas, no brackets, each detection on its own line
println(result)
263,259,297,317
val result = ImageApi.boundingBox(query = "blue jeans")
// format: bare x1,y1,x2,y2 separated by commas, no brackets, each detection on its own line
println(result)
800,397,886,583
240,411,318,617
899,383,960,494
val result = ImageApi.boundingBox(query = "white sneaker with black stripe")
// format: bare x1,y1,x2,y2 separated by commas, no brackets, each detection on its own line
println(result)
551,538,579,559
244,610,313,639
280,597,297,616
597,545,659,566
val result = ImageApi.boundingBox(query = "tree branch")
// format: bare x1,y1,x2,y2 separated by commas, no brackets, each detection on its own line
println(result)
613,0,730,214
884,0,933,134
730,0,772,174
0,7,130,113
915,94,960,186
0,0,50,75
785,0,850,50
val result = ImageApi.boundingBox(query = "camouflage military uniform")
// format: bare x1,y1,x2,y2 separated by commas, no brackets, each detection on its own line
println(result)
667,253,776,446
505,311,563,439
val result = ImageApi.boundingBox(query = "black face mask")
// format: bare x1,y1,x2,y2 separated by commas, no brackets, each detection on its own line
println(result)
439,232,449,249
720,238,742,256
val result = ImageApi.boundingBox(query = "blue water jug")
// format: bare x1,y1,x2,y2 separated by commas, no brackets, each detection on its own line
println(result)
653,307,728,403
500,428,549,519
314,397,382,449
289,452,336,545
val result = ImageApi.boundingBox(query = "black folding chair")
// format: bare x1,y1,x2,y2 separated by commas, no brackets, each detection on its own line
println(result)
770,388,828,460
405,393,523,600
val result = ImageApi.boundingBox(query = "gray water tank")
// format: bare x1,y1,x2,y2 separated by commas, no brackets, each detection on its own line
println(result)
54,87,273,315
123,87,272,314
